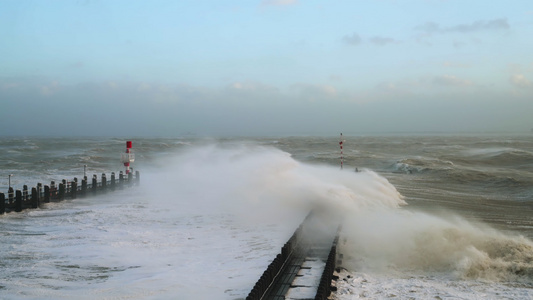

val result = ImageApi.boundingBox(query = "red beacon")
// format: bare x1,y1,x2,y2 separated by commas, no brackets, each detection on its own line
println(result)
121,141,135,174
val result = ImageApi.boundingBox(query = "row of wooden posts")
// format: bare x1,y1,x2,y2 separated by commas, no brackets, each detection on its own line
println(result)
0,170,140,215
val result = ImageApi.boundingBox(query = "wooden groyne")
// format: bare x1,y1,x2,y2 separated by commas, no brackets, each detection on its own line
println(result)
0,170,140,215
246,210,341,300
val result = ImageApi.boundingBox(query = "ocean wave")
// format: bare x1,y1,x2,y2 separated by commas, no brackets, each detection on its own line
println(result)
392,155,533,195
462,147,533,167
392,157,455,174
342,209,533,283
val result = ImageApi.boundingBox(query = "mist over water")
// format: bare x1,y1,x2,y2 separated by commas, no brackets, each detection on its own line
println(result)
145,143,406,217
148,143,533,285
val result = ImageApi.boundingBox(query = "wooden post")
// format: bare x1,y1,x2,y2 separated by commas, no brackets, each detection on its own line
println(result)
44,185,50,203
67,181,72,198
71,181,77,199
81,179,87,197
135,170,140,185
0,193,5,214
23,185,28,203
119,171,124,189
101,173,107,191
92,175,98,194
58,183,65,200
8,187,14,204
31,187,39,208
15,190,22,212
110,172,116,190
72,178,78,198
62,179,67,194
37,183,42,199
50,181,56,200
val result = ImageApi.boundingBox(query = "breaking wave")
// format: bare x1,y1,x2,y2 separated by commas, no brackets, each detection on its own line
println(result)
341,209,533,283
146,143,407,218
462,147,533,166
393,157,455,174
153,143,533,283
392,155,532,197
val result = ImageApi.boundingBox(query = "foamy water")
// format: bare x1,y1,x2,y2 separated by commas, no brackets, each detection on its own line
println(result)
1,136,532,299
333,208,533,299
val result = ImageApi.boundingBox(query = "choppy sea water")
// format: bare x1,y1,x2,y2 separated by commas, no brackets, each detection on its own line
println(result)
0,135,532,299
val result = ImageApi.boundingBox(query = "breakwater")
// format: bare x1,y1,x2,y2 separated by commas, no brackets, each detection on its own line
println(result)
246,210,341,300
1,170,140,214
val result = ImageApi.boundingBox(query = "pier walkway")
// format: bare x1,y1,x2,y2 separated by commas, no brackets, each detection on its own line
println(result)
246,209,341,300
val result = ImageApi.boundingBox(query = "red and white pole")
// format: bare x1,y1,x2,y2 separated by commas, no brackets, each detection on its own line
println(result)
339,133,344,170
124,141,133,174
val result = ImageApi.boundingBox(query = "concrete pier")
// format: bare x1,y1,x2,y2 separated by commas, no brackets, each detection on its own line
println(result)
246,210,341,300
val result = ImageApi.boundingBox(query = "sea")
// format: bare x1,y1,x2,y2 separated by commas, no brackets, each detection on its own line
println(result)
1,134,532,299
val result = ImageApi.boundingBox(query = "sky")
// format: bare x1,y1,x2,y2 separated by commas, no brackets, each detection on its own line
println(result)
1,0,532,136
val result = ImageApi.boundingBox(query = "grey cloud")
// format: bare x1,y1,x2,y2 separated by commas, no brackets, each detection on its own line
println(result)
2,76,532,136
0,77,288,136
342,33,362,46
448,19,510,33
343,33,399,46
369,36,398,46
415,21,440,34
415,18,510,34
